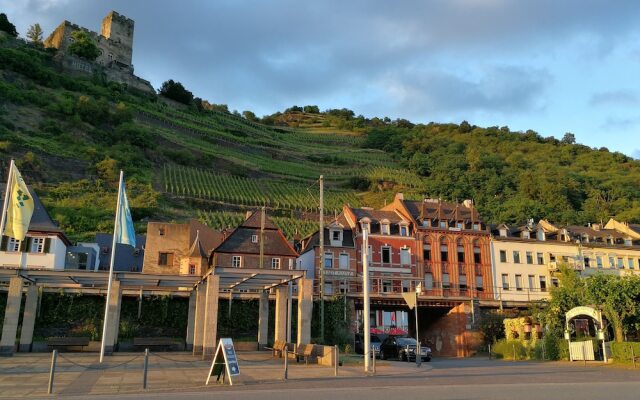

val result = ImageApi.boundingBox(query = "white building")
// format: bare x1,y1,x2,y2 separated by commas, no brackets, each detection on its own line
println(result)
0,185,70,270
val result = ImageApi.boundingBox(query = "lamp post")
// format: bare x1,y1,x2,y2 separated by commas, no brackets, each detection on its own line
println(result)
362,227,371,373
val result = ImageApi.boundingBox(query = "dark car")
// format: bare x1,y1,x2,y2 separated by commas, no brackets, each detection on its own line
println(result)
380,336,432,361
354,333,384,358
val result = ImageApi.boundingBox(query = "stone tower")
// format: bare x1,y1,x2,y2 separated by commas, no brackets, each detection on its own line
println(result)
100,11,134,66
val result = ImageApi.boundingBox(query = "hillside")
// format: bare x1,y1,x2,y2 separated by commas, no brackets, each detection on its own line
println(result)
1,36,640,243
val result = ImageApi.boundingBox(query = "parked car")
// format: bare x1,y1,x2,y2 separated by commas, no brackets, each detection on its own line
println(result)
354,333,384,358
380,336,432,361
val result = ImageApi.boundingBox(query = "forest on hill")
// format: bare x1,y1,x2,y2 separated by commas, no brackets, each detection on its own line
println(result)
1,21,640,244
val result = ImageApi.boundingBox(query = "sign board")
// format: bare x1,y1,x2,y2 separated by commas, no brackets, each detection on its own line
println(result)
402,292,417,310
322,269,355,277
206,338,240,386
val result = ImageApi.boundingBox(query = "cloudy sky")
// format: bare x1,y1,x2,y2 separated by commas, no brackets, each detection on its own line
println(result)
3,0,640,156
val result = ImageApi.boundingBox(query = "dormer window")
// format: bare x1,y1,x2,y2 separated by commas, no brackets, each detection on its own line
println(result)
381,223,390,235
361,221,370,233
332,230,341,241
537,229,546,241
522,231,530,239
472,223,480,231
400,225,408,236
457,222,463,229
499,228,508,237
422,219,430,227
251,234,258,243
440,221,447,229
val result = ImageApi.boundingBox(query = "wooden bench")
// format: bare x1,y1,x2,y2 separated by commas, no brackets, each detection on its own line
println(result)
270,340,287,358
46,337,90,351
133,337,176,351
296,344,315,364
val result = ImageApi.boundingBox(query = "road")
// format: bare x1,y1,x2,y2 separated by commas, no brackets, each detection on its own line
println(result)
59,358,640,400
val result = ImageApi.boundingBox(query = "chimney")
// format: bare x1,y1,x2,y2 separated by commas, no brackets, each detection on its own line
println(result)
395,193,404,201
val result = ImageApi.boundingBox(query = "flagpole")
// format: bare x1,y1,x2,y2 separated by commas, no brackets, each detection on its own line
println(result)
0,159,15,236
100,170,124,363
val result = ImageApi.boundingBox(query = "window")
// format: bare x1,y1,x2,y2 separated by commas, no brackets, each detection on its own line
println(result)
158,227,165,236
528,275,535,291
324,253,333,268
423,244,431,261
271,258,281,269
288,258,294,270
501,274,509,290
617,257,624,269
232,255,241,268
457,244,465,263
189,264,196,275
400,226,408,236
381,247,391,264
424,273,433,289
513,251,521,264
539,276,547,292
332,230,341,241
515,275,523,291
442,273,450,289
381,223,390,235
7,237,20,252
361,222,370,232
537,252,544,265
551,277,559,287
629,258,635,269
499,250,507,263
30,237,45,253
440,242,448,262
382,280,392,293
251,234,258,243
158,252,173,266
609,256,615,268
400,248,410,265
473,223,480,231
459,274,467,289
526,252,533,264
475,275,484,291
367,245,372,264
584,257,590,268
473,245,481,264
440,221,447,229
596,256,603,268
339,253,349,269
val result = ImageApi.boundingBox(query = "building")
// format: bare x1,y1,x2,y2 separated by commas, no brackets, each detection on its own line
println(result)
490,219,640,302
386,194,493,299
0,184,70,270
143,219,222,275
43,11,154,93
297,219,357,294
210,210,298,271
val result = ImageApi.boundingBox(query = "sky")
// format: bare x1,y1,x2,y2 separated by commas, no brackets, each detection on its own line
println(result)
3,0,640,157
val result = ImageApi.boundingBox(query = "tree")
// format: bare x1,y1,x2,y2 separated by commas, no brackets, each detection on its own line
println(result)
303,105,320,114
0,13,17,37
585,274,640,342
561,132,576,145
67,31,100,61
242,110,258,122
26,23,43,45
158,79,194,105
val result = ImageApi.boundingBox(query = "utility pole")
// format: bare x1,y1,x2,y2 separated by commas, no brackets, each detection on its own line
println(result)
319,175,325,343
363,227,371,373
259,206,265,269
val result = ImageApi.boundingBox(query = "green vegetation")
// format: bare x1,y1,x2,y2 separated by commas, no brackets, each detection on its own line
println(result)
0,13,17,37
197,210,318,240
26,23,43,45
67,31,100,61
159,79,193,105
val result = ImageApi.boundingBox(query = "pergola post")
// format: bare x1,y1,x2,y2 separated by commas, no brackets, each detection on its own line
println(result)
258,290,269,350
297,278,313,346
185,289,196,351
0,276,23,356
193,283,206,355
102,279,122,355
275,285,288,343
202,275,220,359
18,284,38,352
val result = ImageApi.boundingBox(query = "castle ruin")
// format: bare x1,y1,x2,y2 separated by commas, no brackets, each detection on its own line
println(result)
44,11,154,94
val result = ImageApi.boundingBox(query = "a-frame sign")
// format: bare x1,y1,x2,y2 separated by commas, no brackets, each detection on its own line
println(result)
206,338,240,385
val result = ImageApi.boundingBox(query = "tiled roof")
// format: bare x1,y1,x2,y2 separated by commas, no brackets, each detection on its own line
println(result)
403,199,482,223
351,208,405,223
300,228,355,254
188,231,208,258
0,184,63,234
241,210,278,230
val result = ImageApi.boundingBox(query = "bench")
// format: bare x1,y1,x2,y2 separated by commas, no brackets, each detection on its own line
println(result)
296,344,315,364
46,337,90,351
269,340,287,358
133,337,176,351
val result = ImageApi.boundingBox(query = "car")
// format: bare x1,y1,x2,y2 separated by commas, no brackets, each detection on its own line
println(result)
379,336,432,362
354,333,384,358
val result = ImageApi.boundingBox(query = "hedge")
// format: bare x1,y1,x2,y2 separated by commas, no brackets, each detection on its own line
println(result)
492,336,569,361
611,342,640,363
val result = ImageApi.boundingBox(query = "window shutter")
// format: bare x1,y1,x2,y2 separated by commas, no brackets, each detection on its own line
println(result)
20,238,29,252
0,236,7,251
44,238,51,253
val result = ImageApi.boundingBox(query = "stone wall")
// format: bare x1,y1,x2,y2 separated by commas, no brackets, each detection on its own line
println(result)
420,302,483,357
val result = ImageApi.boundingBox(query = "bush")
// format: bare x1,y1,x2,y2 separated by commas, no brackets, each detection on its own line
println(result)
611,342,640,363
159,79,193,105
541,335,569,361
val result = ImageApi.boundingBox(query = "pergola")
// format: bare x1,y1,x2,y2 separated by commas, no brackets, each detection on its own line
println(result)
0,267,313,357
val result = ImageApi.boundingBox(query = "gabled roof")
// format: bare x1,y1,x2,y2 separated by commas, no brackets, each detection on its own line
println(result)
0,184,69,243
300,227,355,254
240,210,278,230
402,199,482,223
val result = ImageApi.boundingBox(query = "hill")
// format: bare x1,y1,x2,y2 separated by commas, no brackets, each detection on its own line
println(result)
1,35,640,243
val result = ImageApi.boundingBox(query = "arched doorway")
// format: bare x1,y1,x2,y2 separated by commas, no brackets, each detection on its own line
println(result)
565,306,608,362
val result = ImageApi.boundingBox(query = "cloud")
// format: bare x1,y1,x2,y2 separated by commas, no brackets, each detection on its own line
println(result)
590,90,638,106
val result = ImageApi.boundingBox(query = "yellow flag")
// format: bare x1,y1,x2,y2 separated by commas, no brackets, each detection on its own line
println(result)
4,165,34,241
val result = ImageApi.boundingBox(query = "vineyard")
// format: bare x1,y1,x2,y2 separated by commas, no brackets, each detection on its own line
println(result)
197,210,319,240
163,165,361,213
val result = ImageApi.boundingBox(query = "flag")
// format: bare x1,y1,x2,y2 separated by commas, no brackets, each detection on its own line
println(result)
114,177,136,247
4,164,34,241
